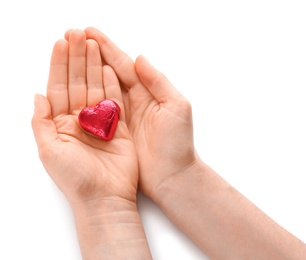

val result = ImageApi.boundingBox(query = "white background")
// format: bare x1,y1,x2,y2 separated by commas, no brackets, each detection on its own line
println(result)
1,1,306,259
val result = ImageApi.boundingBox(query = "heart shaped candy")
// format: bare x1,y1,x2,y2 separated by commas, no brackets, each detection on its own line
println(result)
78,99,120,141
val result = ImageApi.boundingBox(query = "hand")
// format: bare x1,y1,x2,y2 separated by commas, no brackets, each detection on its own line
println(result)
83,28,306,260
32,30,152,259
83,27,200,199
32,29,138,205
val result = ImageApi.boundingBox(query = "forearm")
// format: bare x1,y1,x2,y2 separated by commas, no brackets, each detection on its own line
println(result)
152,160,306,259
72,196,152,260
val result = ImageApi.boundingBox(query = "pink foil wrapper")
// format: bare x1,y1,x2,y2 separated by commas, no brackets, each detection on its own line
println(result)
78,100,120,141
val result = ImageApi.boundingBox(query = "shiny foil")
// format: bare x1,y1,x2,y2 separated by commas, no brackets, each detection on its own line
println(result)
78,100,120,141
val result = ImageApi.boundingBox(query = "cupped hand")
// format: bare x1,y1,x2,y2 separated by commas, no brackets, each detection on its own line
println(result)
83,27,199,199
32,30,138,205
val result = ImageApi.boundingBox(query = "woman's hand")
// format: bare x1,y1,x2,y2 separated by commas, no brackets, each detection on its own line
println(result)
32,30,152,259
83,27,199,200
32,29,138,205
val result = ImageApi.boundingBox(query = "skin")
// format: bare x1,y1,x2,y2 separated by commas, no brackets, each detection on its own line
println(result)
65,29,197,199
32,29,152,260
78,26,306,259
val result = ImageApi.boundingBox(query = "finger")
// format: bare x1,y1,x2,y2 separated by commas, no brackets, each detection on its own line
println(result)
86,39,104,106
85,26,140,89
66,29,108,65
135,55,182,103
68,29,87,114
32,94,58,152
64,29,73,41
47,39,69,117
103,65,126,122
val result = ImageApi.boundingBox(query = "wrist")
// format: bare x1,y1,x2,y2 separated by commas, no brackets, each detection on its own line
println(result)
148,158,233,254
71,196,152,260
71,195,137,217
149,157,209,207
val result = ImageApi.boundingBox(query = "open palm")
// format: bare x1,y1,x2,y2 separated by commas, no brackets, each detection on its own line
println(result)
84,28,198,198
32,30,138,204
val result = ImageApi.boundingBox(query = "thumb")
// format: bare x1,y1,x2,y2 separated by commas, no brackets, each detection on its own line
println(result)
32,94,58,154
135,55,182,103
